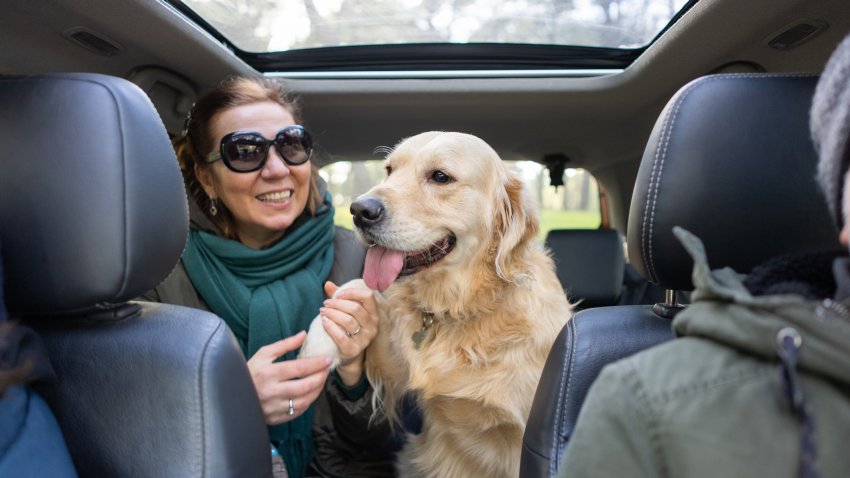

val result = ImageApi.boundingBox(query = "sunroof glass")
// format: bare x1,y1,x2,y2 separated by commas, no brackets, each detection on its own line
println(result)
179,0,691,53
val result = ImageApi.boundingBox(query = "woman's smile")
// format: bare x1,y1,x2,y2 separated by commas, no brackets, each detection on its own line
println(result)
257,189,294,204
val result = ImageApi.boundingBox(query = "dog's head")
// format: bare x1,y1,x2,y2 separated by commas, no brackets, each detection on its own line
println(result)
351,131,538,292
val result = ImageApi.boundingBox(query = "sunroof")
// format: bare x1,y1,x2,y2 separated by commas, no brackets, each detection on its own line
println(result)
179,0,691,53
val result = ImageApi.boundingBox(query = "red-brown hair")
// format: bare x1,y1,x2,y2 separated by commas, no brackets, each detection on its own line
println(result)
174,76,321,239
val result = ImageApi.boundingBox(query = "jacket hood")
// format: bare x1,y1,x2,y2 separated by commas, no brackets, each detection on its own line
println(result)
672,227,850,385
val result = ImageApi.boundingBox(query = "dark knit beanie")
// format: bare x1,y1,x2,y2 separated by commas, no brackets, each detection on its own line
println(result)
812,33,850,229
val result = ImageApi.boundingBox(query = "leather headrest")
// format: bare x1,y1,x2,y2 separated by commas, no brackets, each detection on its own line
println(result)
0,74,188,317
546,229,625,307
627,74,841,291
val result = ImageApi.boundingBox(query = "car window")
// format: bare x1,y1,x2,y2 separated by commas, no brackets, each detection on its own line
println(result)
169,0,695,74
179,0,690,52
319,160,600,241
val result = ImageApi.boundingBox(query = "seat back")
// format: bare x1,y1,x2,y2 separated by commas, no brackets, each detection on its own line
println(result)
545,229,625,308
0,74,271,478
520,73,841,478
546,228,668,308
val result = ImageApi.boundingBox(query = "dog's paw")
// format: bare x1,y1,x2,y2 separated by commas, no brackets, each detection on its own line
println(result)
297,278,369,370
299,313,342,369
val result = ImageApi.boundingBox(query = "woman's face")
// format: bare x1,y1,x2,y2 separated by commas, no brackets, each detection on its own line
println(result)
198,101,312,249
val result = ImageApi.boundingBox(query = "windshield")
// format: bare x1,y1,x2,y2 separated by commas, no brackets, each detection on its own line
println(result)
179,0,691,53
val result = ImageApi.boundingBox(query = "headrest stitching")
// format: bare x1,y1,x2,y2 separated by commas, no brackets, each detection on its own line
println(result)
642,73,816,286
550,319,577,476
111,84,133,301
56,76,136,300
643,85,687,284
136,100,192,296
645,81,702,283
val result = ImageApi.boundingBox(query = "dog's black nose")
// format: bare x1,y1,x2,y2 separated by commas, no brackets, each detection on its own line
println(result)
350,196,385,229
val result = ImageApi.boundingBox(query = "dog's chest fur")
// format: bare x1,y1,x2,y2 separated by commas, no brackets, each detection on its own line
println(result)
381,282,546,415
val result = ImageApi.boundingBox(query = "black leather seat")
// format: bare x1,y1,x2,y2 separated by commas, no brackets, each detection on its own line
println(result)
546,228,668,309
0,74,272,477
520,73,840,478
545,228,625,308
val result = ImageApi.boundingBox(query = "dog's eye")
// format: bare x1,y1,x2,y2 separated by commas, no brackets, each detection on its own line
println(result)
430,170,453,184
385,165,392,176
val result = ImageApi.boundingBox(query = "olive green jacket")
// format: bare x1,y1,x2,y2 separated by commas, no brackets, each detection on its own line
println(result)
559,228,850,478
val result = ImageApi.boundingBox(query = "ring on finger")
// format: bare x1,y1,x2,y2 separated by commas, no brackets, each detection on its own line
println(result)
347,325,362,337
288,398,295,416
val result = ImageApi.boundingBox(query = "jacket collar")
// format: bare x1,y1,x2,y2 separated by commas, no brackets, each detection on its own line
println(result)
672,227,850,385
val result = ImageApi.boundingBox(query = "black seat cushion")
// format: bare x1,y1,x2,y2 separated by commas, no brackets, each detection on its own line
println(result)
38,303,269,477
0,73,272,478
521,306,672,478
521,74,841,478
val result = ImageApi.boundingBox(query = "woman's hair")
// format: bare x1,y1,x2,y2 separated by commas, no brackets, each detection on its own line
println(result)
174,76,322,240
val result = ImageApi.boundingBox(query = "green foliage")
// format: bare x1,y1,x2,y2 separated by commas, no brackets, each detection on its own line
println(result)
334,207,355,231
326,159,602,241
538,209,601,241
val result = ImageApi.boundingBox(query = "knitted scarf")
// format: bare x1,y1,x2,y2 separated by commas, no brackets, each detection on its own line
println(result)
182,193,335,478
743,249,848,300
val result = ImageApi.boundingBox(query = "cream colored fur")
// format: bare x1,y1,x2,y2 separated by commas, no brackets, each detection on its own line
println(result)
298,278,367,369
360,131,571,478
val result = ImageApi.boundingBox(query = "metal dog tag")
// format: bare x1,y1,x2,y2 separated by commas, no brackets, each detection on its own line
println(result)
411,312,436,350
412,328,428,350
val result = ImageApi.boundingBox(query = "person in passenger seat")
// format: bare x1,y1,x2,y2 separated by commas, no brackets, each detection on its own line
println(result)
0,242,77,477
557,33,850,478
142,76,396,478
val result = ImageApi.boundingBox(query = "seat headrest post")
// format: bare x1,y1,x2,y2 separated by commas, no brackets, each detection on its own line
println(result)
651,290,685,319
664,289,678,307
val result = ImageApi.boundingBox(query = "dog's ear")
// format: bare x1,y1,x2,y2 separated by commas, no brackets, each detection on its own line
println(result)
493,174,539,281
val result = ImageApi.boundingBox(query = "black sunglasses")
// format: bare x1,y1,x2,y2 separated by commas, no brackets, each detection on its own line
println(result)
205,125,313,172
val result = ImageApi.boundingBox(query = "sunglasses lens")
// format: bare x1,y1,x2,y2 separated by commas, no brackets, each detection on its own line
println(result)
275,127,312,165
223,133,268,171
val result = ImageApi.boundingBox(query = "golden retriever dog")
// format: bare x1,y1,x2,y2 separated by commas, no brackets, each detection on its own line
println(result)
350,131,571,478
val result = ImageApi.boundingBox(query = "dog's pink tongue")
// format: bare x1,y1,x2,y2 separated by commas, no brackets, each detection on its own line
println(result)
363,246,405,292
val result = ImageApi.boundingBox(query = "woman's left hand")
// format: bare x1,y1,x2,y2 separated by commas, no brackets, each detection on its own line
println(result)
320,281,379,386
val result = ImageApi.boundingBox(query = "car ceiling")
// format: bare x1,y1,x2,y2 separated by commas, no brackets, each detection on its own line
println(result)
3,0,850,230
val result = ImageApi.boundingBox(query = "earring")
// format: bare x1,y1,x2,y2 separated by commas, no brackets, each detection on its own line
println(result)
209,198,218,217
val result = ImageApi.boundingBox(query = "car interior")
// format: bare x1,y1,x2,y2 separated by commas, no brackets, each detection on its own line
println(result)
520,72,841,477
0,73,273,477
2,0,850,476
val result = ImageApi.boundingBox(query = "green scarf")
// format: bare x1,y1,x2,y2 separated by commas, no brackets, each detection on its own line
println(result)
182,194,335,478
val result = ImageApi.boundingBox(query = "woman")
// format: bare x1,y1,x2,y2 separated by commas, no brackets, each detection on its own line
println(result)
144,76,394,478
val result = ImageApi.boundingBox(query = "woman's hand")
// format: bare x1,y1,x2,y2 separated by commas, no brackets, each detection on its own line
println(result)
247,331,332,425
320,281,379,386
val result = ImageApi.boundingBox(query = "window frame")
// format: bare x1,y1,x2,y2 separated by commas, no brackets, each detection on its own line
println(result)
165,0,700,74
